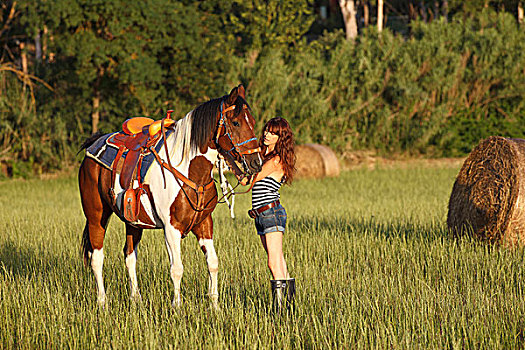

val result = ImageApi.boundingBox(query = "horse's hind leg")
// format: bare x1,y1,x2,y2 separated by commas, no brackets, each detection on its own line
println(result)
79,158,113,307
123,224,143,302
193,216,219,309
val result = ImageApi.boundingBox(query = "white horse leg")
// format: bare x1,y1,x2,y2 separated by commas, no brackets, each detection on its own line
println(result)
164,225,184,307
125,250,141,302
91,248,106,308
229,186,235,219
199,238,219,308
124,226,143,302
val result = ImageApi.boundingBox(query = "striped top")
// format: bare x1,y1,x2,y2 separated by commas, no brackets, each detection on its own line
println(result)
251,176,282,209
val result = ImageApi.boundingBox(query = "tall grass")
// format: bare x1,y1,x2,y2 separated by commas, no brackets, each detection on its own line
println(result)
1,166,525,348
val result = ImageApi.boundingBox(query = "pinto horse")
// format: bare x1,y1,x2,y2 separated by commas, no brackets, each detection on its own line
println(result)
78,85,262,308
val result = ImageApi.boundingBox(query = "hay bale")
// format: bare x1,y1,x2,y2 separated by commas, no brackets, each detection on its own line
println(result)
447,136,525,247
295,144,340,178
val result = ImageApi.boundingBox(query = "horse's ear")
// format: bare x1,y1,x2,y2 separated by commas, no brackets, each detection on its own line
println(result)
226,86,239,105
237,84,245,99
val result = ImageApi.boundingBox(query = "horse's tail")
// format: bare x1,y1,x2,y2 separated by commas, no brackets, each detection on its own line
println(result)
82,224,92,267
76,131,106,156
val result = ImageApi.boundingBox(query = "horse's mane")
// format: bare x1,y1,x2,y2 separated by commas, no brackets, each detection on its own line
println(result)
191,96,224,151
168,96,224,165
167,94,250,165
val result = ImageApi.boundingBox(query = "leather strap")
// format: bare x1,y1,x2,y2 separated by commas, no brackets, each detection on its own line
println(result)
150,148,215,194
151,146,216,236
109,145,126,204
160,118,170,188
248,200,280,218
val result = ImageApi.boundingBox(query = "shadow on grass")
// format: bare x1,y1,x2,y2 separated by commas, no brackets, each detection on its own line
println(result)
0,239,84,279
289,215,452,242
288,215,514,256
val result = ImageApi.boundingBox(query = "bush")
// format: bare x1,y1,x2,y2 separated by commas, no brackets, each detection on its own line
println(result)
4,9,525,177
0,70,72,176
236,10,525,158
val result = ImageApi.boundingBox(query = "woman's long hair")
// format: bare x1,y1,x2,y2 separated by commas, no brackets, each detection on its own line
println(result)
259,117,296,184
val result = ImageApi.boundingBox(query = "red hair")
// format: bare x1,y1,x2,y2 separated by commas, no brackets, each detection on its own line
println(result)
260,117,296,184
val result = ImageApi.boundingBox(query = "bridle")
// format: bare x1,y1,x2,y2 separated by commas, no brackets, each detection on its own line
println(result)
214,101,261,174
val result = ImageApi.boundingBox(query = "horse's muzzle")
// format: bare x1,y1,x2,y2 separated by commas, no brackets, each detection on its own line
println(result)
243,154,263,175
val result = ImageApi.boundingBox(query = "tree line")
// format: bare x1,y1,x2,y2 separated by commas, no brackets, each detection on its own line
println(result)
1,0,524,177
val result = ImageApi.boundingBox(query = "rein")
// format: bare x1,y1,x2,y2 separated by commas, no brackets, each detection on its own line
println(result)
215,173,256,203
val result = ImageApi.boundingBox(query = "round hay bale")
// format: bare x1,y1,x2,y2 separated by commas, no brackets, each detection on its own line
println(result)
447,136,525,247
295,144,340,178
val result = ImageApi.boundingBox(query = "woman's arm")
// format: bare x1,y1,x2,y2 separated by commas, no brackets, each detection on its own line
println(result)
252,156,280,182
238,156,282,185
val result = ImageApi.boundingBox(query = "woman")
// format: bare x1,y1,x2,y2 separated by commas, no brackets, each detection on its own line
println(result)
240,117,296,312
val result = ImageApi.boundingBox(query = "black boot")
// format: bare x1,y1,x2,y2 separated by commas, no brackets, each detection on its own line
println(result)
271,279,286,314
285,278,296,313
271,279,296,314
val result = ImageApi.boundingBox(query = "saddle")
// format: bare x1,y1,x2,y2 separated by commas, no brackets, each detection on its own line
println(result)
108,113,175,223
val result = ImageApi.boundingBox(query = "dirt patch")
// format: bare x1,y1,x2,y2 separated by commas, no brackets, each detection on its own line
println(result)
340,151,464,170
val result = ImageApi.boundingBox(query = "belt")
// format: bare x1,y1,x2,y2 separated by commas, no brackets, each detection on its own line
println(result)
248,200,280,219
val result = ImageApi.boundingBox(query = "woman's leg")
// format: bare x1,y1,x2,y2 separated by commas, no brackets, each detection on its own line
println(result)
260,231,288,279
260,233,289,278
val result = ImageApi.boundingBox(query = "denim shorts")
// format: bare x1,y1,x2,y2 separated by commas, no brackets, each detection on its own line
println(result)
254,203,287,236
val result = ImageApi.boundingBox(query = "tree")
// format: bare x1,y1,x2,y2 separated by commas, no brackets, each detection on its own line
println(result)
338,0,383,39
339,0,358,40
21,0,234,133
226,0,314,55
377,0,384,32
23,0,163,132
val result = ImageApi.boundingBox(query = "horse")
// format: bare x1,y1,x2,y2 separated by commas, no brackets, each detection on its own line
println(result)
78,85,262,308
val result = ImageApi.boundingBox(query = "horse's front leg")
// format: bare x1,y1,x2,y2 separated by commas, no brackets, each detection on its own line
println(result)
164,223,184,307
192,215,219,309
124,224,143,303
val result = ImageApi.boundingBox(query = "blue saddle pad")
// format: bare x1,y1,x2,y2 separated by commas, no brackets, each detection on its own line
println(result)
85,130,174,181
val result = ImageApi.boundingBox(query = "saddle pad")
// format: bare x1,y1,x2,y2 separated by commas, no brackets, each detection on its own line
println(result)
85,129,174,181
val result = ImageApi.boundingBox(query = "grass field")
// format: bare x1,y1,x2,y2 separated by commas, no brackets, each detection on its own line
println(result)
1,165,525,349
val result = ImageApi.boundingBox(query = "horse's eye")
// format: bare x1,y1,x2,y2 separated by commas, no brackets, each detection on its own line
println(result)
232,121,240,127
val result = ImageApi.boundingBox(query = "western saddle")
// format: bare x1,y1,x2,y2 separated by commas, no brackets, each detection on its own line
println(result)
108,111,175,223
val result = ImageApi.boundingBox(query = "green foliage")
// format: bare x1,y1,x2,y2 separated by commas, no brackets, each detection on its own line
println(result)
235,10,525,158
20,0,235,130
226,0,314,54
0,71,71,176
448,0,521,14
3,3,525,175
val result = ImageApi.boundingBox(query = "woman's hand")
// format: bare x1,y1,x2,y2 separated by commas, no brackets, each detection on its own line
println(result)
236,174,248,186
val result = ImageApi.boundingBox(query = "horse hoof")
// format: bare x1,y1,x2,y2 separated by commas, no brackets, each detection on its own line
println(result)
97,295,106,309
171,296,182,308
210,295,220,310
130,293,142,304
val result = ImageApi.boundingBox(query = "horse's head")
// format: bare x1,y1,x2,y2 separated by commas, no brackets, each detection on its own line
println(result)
215,85,262,176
